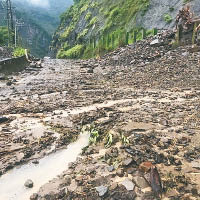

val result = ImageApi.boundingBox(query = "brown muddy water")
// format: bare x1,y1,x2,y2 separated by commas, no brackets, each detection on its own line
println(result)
0,133,89,200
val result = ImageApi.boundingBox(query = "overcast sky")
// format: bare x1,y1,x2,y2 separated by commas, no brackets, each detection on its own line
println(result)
28,0,49,8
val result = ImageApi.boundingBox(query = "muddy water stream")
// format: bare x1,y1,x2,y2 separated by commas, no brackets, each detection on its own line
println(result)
0,133,89,200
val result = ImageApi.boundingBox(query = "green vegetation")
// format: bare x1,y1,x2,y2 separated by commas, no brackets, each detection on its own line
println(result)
105,133,113,148
85,11,92,21
88,16,98,27
169,7,174,12
102,0,149,34
82,28,156,59
183,0,193,3
54,0,151,59
89,128,100,145
120,133,129,145
56,26,156,59
13,0,73,35
60,26,74,41
13,47,26,57
57,44,84,59
77,28,89,41
164,14,172,23
0,26,10,45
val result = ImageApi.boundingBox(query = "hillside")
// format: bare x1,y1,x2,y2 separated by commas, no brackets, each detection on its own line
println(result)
0,0,73,57
12,0,73,34
52,0,200,59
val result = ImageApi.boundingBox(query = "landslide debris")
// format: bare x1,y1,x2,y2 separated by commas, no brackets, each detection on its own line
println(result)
0,31,200,199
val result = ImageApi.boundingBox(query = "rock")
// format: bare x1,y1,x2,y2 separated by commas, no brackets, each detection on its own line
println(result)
30,62,36,68
0,75,6,80
87,69,93,73
6,81,12,86
110,183,118,190
139,162,153,173
32,160,39,164
112,55,119,61
127,167,135,174
191,161,200,169
133,176,149,189
0,116,8,124
68,162,75,169
108,165,114,172
159,119,168,126
30,193,38,200
75,175,83,185
150,166,162,195
24,179,34,188
122,158,133,166
121,178,135,191
116,168,124,177
64,175,71,185
96,185,108,197
150,39,162,46
182,52,189,57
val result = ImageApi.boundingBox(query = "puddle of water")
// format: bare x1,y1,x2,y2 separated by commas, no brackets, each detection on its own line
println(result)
0,133,89,200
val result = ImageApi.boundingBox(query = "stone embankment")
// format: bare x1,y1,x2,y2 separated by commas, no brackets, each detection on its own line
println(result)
0,32,200,199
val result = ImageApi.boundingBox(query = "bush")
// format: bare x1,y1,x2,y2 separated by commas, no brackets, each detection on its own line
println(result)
77,28,89,41
88,17,98,27
57,44,85,59
13,47,26,57
85,12,92,21
60,26,74,41
164,14,172,23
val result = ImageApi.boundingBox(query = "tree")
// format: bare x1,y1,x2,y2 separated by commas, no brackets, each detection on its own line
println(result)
0,26,9,45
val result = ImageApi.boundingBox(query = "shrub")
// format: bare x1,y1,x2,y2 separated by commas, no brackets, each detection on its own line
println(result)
164,14,172,23
77,28,89,41
13,47,26,57
60,26,74,41
88,17,98,27
85,12,92,21
57,44,84,59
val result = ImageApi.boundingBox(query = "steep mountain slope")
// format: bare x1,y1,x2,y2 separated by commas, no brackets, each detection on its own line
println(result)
15,11,51,57
12,0,73,34
0,0,73,57
52,0,200,59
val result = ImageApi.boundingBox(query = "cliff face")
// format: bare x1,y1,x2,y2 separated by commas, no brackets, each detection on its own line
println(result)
136,0,200,30
52,0,200,59
16,18,51,58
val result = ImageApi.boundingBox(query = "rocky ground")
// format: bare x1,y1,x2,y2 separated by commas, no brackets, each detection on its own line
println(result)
0,32,200,199
0,46,12,60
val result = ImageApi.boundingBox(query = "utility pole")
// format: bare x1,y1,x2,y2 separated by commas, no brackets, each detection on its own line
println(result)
14,20,24,47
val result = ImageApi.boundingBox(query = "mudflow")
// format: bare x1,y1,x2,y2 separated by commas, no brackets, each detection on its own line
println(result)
0,31,200,200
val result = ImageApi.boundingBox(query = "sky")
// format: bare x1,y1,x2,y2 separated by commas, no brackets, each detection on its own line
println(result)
28,0,50,8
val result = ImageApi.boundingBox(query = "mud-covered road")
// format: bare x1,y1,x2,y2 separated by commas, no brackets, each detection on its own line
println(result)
1,34,200,199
